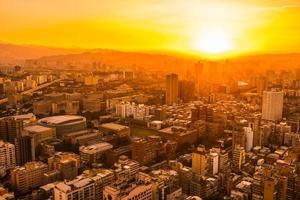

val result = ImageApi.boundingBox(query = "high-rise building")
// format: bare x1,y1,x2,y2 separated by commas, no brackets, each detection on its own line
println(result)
248,115,261,147
192,145,207,176
48,152,80,181
232,145,245,173
219,150,229,173
262,90,284,121
208,152,219,175
244,127,254,152
132,137,157,165
256,75,267,94
190,173,218,199
179,80,195,103
194,62,204,95
263,177,278,200
232,130,246,150
14,135,32,166
24,125,55,160
11,161,48,194
166,74,179,105
0,141,16,170
0,117,23,143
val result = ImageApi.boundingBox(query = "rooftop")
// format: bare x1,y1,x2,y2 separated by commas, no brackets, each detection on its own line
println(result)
80,142,113,154
39,115,86,125
100,123,129,131
24,125,53,133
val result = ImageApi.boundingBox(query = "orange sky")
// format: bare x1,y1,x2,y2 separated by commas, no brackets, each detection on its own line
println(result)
1,0,300,57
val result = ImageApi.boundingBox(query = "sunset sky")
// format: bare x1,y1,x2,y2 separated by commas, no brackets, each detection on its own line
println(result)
1,0,300,56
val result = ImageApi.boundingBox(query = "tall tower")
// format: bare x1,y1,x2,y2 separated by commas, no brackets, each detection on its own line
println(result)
0,117,23,143
262,90,284,121
165,73,178,105
232,145,245,173
194,62,203,95
192,145,207,176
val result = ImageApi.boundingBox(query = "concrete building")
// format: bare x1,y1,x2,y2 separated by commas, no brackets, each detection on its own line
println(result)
132,138,157,165
38,115,87,138
208,152,219,175
244,127,254,152
80,142,113,165
103,173,152,200
15,135,33,166
0,117,23,143
24,125,55,160
0,141,16,170
192,146,207,176
48,152,81,181
11,161,48,193
262,90,284,121
232,145,245,173
190,174,218,199
99,123,130,138
166,74,179,105
54,176,95,200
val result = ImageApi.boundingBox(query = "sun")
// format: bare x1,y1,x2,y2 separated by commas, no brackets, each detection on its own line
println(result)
193,29,234,54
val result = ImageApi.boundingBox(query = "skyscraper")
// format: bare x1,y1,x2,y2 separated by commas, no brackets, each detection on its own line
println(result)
0,117,23,143
232,145,245,173
194,62,204,95
192,145,207,176
166,73,178,105
262,90,284,121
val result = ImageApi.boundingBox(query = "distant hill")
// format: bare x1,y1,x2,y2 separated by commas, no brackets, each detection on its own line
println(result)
34,50,198,72
1,42,300,72
0,43,85,63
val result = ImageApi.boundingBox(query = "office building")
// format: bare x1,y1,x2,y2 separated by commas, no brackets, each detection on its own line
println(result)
192,145,207,176
262,90,284,121
0,117,23,143
0,141,16,170
11,161,48,193
132,137,157,165
15,135,32,166
54,176,95,200
24,125,55,160
48,152,81,181
244,127,254,152
80,142,113,165
208,152,219,175
232,145,245,173
166,74,179,105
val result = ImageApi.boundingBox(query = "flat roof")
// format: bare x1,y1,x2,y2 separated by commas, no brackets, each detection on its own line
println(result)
39,115,85,125
24,125,53,133
100,123,128,131
80,142,113,154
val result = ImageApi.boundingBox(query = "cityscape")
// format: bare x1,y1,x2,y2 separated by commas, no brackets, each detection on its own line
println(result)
1,1,300,200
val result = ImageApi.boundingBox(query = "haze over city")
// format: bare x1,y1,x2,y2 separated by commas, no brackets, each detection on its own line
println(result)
1,1,300,200
2,0,300,57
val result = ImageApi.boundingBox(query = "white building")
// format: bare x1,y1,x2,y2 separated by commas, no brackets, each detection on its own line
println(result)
115,101,149,120
0,141,16,170
262,90,284,121
208,152,219,175
244,127,253,152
